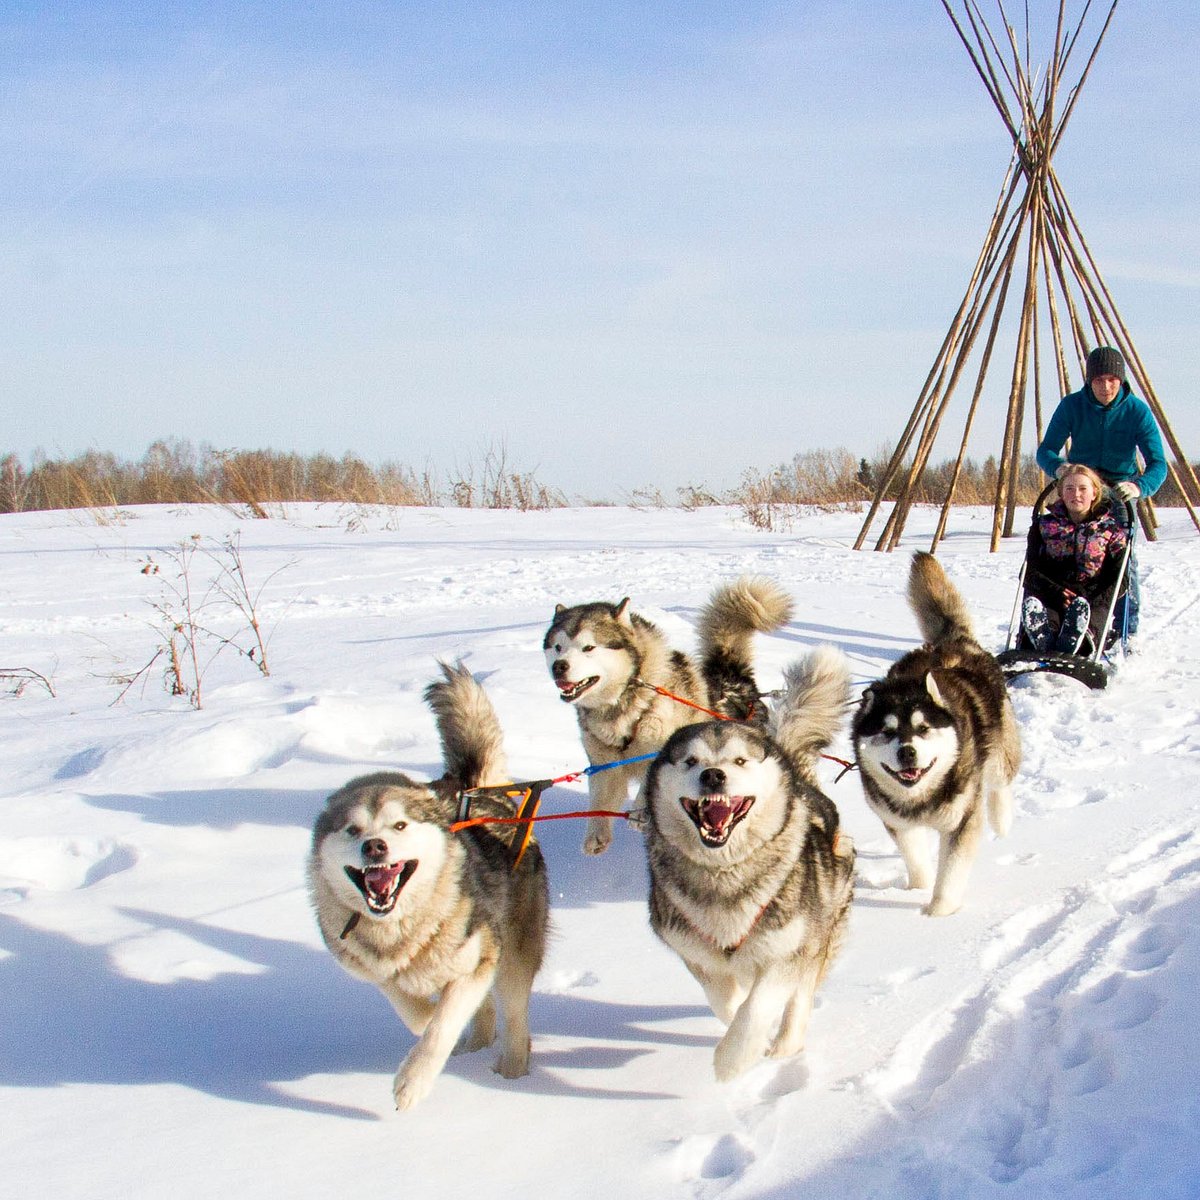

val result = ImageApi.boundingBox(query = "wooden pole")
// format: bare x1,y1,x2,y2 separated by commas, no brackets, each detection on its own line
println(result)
853,161,1021,550
885,201,1028,552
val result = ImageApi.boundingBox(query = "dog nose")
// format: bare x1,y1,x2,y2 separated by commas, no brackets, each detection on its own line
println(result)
362,837,390,861
698,767,726,793
552,659,568,678
897,743,918,768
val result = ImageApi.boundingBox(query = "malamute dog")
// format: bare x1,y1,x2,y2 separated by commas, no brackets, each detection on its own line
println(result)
639,645,855,1080
544,577,793,855
308,662,549,1109
851,551,1021,917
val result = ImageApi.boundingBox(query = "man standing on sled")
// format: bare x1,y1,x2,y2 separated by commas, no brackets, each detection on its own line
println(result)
1036,345,1167,642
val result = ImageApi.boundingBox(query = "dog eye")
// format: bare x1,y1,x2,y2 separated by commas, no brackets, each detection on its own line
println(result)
345,824,361,838
683,756,698,768
392,821,407,831
732,757,747,767
581,644,594,653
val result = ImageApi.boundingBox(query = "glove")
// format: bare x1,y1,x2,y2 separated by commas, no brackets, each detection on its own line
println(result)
1114,480,1140,502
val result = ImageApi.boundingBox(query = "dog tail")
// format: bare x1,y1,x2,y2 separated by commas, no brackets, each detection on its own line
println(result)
907,551,976,646
771,644,850,776
424,661,508,791
697,576,793,720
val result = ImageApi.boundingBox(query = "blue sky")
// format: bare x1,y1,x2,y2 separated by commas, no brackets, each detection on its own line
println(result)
3,1,1198,500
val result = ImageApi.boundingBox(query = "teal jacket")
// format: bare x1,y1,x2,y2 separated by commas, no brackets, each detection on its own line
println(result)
1036,384,1168,497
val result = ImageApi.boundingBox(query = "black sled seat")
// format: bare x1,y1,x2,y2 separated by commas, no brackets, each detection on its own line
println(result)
996,481,1136,690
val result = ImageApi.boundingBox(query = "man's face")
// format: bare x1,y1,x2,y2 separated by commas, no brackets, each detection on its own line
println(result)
1089,373,1122,405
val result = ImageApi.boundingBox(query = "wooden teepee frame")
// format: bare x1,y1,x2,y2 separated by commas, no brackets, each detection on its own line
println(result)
855,0,1200,554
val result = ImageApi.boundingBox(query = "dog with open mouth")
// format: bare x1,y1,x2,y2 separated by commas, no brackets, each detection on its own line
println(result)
308,662,549,1110
852,552,1021,917
639,645,855,1080
543,577,793,855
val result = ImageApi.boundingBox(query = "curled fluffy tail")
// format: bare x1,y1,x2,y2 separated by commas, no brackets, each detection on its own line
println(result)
908,551,976,646
697,576,793,720
771,645,851,776
698,576,793,657
424,661,508,791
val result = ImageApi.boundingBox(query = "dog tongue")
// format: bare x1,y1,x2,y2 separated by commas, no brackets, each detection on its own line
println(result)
365,864,403,895
701,797,733,829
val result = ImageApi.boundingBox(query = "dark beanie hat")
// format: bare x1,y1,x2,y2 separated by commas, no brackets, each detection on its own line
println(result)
1086,346,1126,382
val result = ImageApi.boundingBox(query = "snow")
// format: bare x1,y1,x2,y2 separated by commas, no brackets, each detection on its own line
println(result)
2,500,1199,1199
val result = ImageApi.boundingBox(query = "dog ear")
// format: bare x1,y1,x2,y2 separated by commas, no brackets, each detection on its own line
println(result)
613,597,632,625
554,603,567,615
924,672,945,706
858,687,875,714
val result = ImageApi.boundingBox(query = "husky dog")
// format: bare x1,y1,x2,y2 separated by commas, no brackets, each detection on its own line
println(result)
851,551,1021,917
544,577,793,855
639,645,855,1080
309,662,549,1110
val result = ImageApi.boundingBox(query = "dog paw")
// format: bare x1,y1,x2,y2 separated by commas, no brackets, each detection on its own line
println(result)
582,823,612,856
454,1001,497,1055
393,1063,436,1111
923,897,962,917
454,1024,496,1056
492,1041,531,1079
713,1034,760,1081
767,1031,806,1060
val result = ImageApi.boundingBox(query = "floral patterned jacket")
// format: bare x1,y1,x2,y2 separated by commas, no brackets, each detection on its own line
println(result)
1025,498,1128,618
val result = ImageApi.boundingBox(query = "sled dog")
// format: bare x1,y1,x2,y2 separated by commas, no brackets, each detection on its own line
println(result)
639,645,855,1080
544,577,793,855
309,662,549,1109
851,551,1021,917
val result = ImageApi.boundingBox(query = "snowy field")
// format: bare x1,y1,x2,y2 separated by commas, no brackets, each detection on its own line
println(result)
2,500,1199,1199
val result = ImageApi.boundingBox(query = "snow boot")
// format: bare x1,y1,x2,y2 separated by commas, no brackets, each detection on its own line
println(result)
1056,596,1091,656
1022,596,1054,652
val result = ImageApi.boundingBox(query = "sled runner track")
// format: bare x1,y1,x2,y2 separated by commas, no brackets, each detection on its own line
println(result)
864,826,1200,1186
1142,590,1200,642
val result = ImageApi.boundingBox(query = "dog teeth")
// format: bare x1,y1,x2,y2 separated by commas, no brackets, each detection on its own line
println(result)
680,793,755,845
345,860,417,913
557,676,599,701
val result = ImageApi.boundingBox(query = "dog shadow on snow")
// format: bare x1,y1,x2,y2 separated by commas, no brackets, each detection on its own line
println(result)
0,903,707,1117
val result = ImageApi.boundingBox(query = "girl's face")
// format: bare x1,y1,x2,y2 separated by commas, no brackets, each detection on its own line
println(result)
1061,473,1097,519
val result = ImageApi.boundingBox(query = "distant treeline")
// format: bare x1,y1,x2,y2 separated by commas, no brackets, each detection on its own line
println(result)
0,441,1193,516
0,441,564,515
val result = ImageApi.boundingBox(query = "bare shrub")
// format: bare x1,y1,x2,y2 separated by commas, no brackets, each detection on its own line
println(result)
448,443,565,511
677,485,721,510
733,468,795,532
118,535,287,708
204,533,291,676
211,450,274,518
731,447,864,531
0,667,55,698
0,454,32,514
627,487,671,510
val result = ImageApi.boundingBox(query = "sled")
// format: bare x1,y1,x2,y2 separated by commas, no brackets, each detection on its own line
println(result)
997,481,1136,690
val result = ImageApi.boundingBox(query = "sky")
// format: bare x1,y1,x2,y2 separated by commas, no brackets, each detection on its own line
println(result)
3,1,1199,500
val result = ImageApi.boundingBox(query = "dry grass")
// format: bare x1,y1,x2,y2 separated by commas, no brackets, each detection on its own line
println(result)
0,440,561,515
2,439,1174,517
